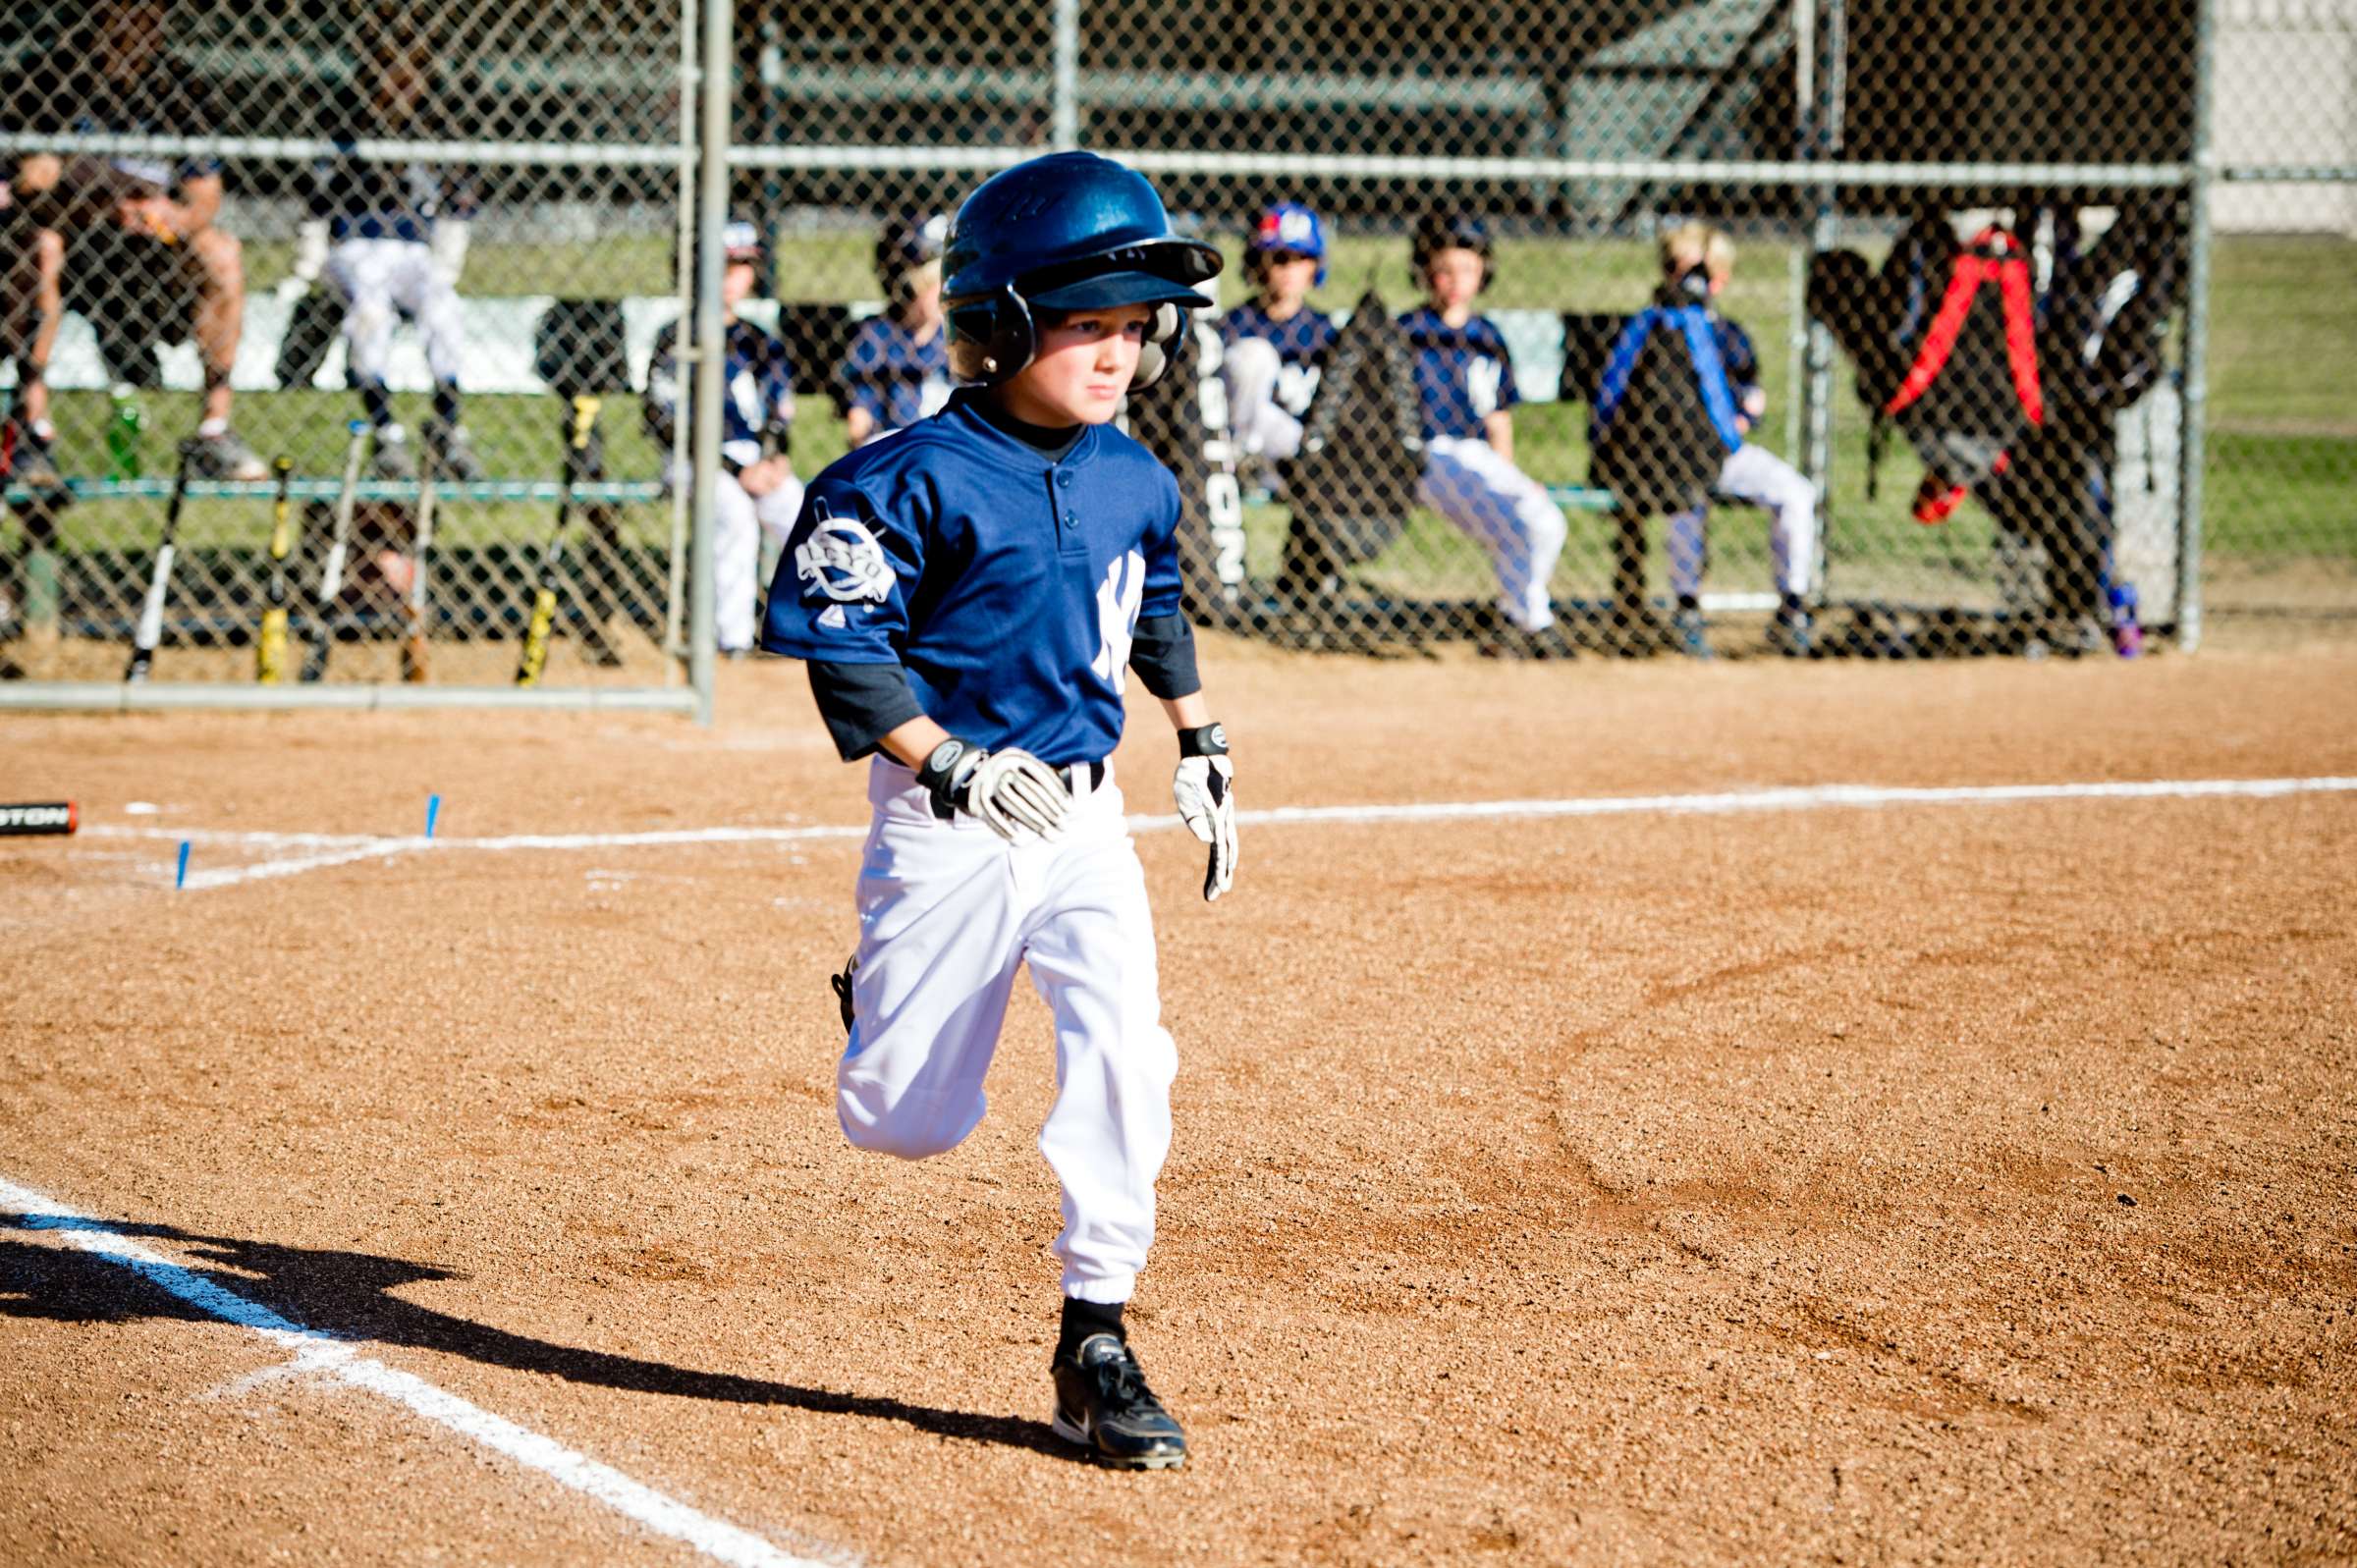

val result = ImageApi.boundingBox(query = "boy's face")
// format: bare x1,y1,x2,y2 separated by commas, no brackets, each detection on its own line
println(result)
1255,250,1318,311
904,260,943,330
1000,302,1156,426
722,258,758,311
1423,247,1484,313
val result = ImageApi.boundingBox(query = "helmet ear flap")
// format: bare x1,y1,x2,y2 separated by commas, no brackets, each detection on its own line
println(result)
946,286,1036,384
1130,301,1183,389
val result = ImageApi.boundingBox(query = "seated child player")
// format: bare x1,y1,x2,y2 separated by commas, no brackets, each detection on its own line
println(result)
643,219,801,656
761,151,1238,1472
839,211,952,448
1398,208,1571,654
1219,201,1338,462
1656,224,1818,657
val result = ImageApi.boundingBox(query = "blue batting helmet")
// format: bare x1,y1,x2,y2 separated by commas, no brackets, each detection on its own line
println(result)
942,151,1223,388
1246,202,1329,288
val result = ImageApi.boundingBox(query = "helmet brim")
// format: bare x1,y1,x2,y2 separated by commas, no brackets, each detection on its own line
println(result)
1026,269,1213,312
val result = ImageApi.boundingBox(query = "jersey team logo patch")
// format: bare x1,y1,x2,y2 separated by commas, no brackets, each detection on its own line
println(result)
794,502,895,605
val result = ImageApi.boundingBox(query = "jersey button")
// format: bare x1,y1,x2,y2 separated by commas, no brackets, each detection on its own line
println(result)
1054,469,1071,486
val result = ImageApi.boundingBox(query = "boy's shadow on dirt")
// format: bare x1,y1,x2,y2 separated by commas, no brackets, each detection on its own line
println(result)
0,1211,1069,1459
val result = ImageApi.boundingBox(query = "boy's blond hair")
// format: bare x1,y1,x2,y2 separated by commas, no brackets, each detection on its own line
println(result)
1660,223,1735,285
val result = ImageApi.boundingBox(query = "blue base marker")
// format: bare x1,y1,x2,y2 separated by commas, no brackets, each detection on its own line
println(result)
175,839,191,890
425,794,441,839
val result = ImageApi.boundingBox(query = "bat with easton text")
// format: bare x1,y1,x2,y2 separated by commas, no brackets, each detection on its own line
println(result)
122,442,195,683
301,420,369,683
515,394,602,686
254,456,298,683
0,801,77,836
401,439,438,682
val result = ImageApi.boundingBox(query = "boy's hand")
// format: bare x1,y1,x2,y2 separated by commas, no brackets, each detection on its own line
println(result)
917,736,1070,840
1173,724,1235,901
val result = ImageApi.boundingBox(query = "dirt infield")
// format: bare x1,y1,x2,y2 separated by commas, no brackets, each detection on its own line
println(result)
4,643,2355,1566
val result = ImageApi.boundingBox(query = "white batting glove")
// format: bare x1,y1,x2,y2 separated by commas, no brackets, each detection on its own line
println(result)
917,737,1070,841
1173,723,1235,901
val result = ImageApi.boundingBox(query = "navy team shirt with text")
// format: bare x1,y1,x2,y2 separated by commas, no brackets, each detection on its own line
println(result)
838,316,952,433
1222,299,1339,416
761,393,1183,767
1398,306,1521,443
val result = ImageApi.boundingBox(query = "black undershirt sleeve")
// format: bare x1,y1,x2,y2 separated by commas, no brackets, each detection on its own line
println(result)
1127,612,1201,701
806,660,927,762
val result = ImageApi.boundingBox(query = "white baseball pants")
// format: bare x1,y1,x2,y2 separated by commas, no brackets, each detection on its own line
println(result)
325,237,466,387
671,460,802,653
1666,442,1820,600
836,759,1177,1305
1419,434,1569,632
1220,336,1307,460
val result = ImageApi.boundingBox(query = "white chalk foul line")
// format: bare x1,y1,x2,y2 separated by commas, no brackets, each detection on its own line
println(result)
0,1175,839,1568
85,775,2357,890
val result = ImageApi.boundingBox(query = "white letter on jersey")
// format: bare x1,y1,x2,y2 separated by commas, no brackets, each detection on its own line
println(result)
1467,356,1504,419
794,500,895,604
1091,548,1145,694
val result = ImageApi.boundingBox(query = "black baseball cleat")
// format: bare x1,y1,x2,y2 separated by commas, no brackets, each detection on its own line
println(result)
1051,1332,1187,1470
829,955,856,1036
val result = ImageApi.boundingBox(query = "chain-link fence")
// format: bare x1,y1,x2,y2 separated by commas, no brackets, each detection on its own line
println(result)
5,3,2351,695
1,0,706,701
740,0,2349,661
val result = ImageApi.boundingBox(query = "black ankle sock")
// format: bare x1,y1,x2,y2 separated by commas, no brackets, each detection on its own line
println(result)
433,383,463,428
360,382,396,432
1058,1297,1124,1360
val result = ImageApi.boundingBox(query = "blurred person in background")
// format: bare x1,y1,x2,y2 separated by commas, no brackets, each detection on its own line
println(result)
838,211,952,448
288,15,483,482
645,219,801,656
3,0,266,480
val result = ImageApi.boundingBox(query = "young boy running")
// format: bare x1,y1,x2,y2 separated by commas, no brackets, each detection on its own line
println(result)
761,151,1237,1471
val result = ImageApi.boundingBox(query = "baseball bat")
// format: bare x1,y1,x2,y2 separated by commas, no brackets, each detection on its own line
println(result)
515,394,602,687
401,439,438,683
301,420,369,683
123,442,195,683
0,801,77,837
254,456,298,683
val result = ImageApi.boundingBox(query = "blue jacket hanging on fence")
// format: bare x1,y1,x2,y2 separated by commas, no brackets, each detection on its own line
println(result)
1589,293,1745,515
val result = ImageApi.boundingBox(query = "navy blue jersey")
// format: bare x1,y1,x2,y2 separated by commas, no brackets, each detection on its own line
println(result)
309,85,471,243
644,316,796,465
1398,307,1520,442
838,315,952,433
1713,315,1761,401
1222,298,1339,415
762,393,1184,767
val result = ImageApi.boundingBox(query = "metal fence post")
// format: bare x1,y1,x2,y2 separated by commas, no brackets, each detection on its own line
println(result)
690,0,735,724
1053,0,1082,150
2176,0,2220,653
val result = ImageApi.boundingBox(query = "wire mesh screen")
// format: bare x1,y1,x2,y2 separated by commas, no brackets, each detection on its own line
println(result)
0,0,697,689
739,0,2350,660
6,3,2351,685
